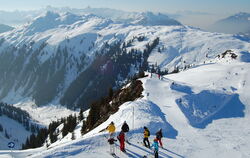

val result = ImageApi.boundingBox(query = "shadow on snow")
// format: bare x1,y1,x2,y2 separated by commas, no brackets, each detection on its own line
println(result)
172,83,245,129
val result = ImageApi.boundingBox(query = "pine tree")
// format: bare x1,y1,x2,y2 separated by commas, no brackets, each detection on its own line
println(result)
62,121,69,137
78,108,84,121
81,120,87,135
0,123,3,132
108,87,113,100
71,131,75,140
5,129,10,139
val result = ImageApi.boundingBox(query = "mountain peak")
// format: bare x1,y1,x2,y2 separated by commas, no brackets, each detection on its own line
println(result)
131,11,181,26
209,12,250,34
228,12,250,21
23,11,109,36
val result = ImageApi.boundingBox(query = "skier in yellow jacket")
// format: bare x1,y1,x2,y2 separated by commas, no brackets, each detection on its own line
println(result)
143,126,150,148
106,121,116,138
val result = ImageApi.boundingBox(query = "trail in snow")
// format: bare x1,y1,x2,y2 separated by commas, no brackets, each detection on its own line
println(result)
1,57,250,158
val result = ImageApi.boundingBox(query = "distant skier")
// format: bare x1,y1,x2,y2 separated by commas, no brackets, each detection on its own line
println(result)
158,73,160,79
117,131,126,152
143,126,150,148
106,121,116,138
151,138,159,158
121,121,130,144
156,128,163,148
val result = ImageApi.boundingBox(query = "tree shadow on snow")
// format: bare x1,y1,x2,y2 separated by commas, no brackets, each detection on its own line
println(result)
175,88,245,128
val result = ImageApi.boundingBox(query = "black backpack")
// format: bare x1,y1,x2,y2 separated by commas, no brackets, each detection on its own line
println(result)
122,123,129,132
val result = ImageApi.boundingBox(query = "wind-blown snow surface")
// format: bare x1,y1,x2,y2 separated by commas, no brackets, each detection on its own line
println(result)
1,51,250,157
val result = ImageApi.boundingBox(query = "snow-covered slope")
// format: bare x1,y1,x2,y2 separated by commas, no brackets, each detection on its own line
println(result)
0,11,249,110
131,12,181,26
1,50,250,158
0,115,31,150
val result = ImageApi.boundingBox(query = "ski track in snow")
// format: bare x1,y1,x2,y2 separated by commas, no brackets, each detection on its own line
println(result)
1,56,250,157
0,12,250,158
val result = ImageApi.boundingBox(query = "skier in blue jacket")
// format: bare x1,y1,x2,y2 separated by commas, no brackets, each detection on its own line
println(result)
151,138,159,158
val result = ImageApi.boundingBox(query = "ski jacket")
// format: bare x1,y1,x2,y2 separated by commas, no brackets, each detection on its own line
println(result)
108,138,116,145
144,129,150,138
121,123,129,132
117,131,125,142
156,130,163,139
151,141,159,151
107,124,116,133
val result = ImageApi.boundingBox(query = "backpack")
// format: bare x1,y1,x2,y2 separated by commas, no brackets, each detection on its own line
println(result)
122,123,129,132
147,129,150,136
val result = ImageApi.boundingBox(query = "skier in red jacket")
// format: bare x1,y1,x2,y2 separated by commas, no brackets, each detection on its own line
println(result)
117,131,126,152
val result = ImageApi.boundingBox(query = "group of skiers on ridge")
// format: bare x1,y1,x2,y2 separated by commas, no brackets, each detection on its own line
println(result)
105,121,163,158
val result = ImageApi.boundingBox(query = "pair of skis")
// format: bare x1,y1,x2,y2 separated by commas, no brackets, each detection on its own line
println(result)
108,152,119,158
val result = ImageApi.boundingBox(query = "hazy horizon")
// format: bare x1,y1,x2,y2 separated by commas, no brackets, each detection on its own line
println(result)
0,0,249,29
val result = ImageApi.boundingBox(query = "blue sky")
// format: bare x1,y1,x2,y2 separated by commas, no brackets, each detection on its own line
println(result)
0,0,249,14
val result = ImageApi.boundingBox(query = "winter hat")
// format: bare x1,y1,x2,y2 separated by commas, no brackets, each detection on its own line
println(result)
154,138,158,142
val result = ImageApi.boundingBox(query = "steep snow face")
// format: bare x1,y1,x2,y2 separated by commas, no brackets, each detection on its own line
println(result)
0,11,249,110
4,12,112,45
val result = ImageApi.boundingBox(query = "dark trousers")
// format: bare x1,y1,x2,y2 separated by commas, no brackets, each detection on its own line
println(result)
154,150,158,158
143,138,150,147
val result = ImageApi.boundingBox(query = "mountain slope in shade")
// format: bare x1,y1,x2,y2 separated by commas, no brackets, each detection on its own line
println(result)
0,24,14,33
209,12,250,34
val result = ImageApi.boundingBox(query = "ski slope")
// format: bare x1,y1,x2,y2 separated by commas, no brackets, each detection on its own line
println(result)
0,50,249,158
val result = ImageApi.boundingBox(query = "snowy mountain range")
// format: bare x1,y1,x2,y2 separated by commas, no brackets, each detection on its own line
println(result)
210,12,250,34
0,11,249,109
0,10,250,156
0,7,180,27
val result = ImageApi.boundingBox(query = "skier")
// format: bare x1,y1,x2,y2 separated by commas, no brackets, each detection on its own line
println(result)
143,126,150,148
117,131,126,152
106,121,116,138
121,121,130,144
156,128,163,148
151,138,159,158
